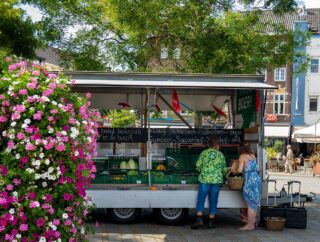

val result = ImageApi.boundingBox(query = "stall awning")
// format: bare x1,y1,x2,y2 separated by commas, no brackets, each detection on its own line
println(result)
66,72,275,90
59,72,276,111
264,125,290,138
292,124,320,143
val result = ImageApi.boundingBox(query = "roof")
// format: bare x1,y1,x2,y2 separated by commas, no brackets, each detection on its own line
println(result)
62,71,274,90
259,8,320,32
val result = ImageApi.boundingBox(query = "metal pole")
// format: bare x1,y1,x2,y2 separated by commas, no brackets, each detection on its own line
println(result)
146,88,152,187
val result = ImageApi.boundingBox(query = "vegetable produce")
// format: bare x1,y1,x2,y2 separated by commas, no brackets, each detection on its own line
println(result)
120,161,128,169
156,164,166,171
128,159,137,169
127,170,139,176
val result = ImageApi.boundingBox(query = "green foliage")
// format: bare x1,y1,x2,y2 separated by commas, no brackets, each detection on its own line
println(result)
273,140,284,152
266,147,278,160
151,111,163,119
0,1,39,58
21,0,304,72
109,110,137,128
265,139,284,159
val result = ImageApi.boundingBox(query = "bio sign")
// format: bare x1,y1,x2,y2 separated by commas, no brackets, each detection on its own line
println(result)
236,90,256,129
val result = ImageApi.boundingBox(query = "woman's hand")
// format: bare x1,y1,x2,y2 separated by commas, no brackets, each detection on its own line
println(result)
230,160,239,174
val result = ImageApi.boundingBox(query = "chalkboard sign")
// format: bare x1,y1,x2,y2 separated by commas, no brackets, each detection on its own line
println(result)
98,128,243,145
97,128,148,143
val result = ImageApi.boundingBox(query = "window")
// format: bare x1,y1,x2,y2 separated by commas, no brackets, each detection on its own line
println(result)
274,68,286,81
309,97,318,112
311,59,319,73
273,94,285,114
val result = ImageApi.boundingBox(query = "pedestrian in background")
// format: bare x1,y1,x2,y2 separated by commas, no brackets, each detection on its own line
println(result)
285,145,293,174
191,137,227,229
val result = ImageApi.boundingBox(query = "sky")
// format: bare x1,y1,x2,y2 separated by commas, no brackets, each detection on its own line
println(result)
305,0,320,8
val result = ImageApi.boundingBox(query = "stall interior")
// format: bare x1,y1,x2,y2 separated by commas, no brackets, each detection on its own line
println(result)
92,141,240,186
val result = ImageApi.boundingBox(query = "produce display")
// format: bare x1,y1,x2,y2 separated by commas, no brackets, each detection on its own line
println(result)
92,147,239,185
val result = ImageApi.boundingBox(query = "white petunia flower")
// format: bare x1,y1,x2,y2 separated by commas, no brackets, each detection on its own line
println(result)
48,128,54,134
39,153,44,158
74,151,79,156
24,119,31,124
81,227,85,234
42,182,47,187
15,234,21,239
45,159,50,165
62,213,68,219
61,131,67,136
9,208,15,214
35,160,41,166
35,174,41,180
39,237,46,242
11,122,17,127
13,191,18,197
51,225,57,231
26,168,34,174
22,123,28,129
52,101,57,105
48,167,54,173
15,154,21,159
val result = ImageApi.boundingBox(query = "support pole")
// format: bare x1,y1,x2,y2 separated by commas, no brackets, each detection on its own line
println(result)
157,93,193,129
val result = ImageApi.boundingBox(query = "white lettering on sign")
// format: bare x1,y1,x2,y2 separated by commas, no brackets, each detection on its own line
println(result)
238,96,253,111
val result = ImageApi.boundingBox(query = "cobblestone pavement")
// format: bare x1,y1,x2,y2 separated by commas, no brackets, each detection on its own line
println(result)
87,173,320,242
87,202,320,242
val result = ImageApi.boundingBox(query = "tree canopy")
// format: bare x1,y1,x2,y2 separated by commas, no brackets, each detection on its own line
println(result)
0,1,39,58
2,0,306,73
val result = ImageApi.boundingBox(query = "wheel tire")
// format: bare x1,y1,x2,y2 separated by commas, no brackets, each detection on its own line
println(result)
154,208,189,225
107,208,140,224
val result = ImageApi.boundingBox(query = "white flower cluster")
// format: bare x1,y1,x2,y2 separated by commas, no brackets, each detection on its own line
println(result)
70,127,79,139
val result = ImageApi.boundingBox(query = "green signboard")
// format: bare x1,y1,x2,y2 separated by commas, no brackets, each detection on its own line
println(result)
236,90,257,129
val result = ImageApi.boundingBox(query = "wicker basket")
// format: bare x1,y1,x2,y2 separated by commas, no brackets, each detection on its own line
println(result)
227,177,244,190
265,217,286,231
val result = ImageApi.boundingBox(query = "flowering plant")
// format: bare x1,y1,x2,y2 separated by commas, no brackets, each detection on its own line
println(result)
0,59,100,241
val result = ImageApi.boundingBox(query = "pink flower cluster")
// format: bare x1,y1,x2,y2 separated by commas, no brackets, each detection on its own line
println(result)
0,60,100,241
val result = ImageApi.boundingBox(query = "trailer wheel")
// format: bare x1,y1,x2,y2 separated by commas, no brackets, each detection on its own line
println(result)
155,208,188,225
108,208,140,223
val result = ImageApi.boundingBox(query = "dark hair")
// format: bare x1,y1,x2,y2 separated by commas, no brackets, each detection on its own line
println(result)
208,136,219,147
238,142,254,155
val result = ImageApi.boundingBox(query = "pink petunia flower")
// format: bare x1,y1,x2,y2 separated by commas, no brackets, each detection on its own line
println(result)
36,217,45,227
56,143,65,152
19,224,28,232
19,89,28,95
63,193,71,201
25,143,35,151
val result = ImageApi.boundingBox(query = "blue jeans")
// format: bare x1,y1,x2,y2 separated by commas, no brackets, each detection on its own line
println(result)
196,183,221,215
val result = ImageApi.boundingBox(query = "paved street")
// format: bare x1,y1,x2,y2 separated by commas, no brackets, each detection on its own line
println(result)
87,172,320,242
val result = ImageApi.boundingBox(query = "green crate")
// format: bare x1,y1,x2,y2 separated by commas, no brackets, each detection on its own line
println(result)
128,176,148,184
151,174,198,184
171,175,198,184
92,174,128,184
152,175,173,184
165,148,189,173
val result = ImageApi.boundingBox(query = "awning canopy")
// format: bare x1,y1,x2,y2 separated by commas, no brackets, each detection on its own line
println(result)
60,72,275,111
292,124,320,143
264,125,290,138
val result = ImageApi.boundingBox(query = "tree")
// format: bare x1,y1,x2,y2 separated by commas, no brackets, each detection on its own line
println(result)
22,0,304,72
0,1,39,58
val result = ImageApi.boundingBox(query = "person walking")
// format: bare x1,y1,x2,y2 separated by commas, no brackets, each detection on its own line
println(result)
191,137,227,229
231,142,261,231
285,145,294,174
